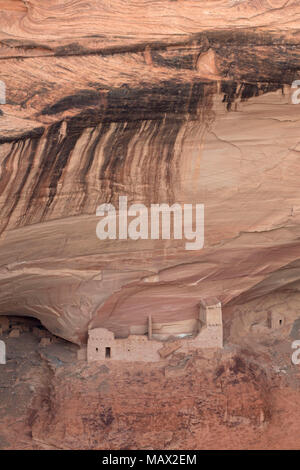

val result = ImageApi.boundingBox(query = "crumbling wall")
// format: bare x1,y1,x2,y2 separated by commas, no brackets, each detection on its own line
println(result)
87,328,161,362
190,297,223,349
87,299,223,362
181,325,223,351
268,311,285,329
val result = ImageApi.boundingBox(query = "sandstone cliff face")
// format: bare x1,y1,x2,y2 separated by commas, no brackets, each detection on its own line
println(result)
1,1,300,344
1,323,300,450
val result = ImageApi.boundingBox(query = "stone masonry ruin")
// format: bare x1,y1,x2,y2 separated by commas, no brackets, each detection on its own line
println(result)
87,298,223,362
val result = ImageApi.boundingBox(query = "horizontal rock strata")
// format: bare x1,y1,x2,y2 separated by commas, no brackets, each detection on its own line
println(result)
0,1,300,343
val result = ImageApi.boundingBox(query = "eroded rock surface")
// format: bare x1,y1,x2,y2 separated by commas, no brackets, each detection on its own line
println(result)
1,318,300,450
0,1,300,347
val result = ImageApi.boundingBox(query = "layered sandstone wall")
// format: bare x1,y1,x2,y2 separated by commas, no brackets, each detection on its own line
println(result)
0,1,300,343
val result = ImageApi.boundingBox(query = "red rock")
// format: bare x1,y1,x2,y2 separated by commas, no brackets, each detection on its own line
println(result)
158,341,182,359
0,0,300,451
9,329,20,338
39,338,51,347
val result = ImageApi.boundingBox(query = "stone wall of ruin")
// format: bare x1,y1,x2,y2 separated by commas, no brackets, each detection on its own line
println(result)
87,329,161,362
87,324,223,362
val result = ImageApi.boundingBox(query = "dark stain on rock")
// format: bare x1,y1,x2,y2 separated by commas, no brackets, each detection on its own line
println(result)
99,406,114,427
55,42,93,57
152,51,198,70
1,78,216,227
26,121,82,219
230,356,246,375
222,81,283,111
80,121,111,209
215,365,225,379
40,80,215,124
41,89,102,116
2,29,300,85
42,125,80,216
0,126,44,145
4,138,39,228
101,121,140,179
222,81,238,111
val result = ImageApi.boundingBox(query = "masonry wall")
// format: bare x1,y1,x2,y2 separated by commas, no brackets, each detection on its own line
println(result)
199,298,222,326
87,328,161,362
181,325,223,351
87,299,223,362
87,325,223,362
268,311,285,329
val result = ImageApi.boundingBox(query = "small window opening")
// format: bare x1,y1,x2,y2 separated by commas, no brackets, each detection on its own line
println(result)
96,347,98,352
105,347,111,358
279,319,282,325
